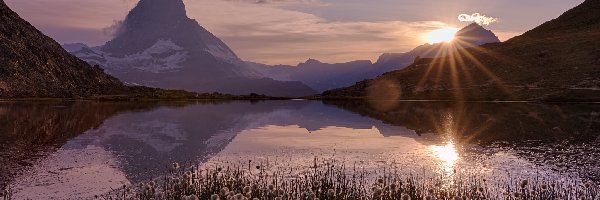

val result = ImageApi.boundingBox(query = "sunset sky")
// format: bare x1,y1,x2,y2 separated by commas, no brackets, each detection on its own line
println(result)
5,0,584,65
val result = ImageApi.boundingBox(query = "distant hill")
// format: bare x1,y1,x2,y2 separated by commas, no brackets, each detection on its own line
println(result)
0,0,125,98
248,59,374,92
323,0,600,102
66,0,316,97
251,23,500,92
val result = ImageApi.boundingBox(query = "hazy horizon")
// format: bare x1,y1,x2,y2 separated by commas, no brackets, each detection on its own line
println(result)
5,0,584,65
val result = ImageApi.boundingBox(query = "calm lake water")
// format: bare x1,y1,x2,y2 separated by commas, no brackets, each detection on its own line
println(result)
0,100,599,199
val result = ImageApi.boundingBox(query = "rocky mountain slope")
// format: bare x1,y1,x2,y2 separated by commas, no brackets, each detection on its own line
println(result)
67,0,316,97
0,0,126,98
323,0,600,102
372,23,501,75
252,23,500,92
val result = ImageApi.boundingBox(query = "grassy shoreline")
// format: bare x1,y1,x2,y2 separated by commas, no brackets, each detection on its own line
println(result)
80,159,599,200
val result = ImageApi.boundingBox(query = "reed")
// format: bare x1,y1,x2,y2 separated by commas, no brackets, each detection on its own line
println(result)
94,158,598,199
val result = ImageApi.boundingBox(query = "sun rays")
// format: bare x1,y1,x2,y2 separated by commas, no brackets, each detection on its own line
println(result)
408,31,515,101
426,27,460,44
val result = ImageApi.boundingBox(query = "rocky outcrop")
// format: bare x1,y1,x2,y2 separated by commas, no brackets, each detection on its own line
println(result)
0,0,126,98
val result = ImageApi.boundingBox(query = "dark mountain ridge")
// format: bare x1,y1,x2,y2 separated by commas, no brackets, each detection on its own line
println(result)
251,23,500,92
323,0,600,102
0,0,126,98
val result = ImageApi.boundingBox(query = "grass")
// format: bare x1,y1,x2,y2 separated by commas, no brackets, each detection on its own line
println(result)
82,158,600,200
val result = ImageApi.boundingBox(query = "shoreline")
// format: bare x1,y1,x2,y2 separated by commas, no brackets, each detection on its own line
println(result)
1,97,599,104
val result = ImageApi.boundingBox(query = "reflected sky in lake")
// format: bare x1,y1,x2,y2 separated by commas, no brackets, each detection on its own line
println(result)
1,100,598,199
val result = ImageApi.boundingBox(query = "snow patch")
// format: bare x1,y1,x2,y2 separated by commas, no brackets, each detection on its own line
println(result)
70,40,189,74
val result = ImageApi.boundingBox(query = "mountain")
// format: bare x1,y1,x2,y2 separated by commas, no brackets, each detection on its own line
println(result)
248,59,374,92
371,23,500,75
0,0,126,98
67,0,316,97
323,0,600,102
250,23,500,92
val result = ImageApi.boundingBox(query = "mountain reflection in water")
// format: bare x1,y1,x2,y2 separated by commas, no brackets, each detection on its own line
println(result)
1,100,598,199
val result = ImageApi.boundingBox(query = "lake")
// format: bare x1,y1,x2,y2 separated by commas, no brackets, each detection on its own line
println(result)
0,100,598,199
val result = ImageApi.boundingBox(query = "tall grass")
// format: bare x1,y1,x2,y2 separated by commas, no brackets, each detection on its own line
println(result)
96,158,598,200
1,186,11,200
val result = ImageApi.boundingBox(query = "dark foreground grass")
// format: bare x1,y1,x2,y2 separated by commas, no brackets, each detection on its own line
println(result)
2,158,597,200
90,158,599,200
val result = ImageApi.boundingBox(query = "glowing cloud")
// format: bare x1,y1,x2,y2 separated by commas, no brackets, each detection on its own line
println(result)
458,13,498,26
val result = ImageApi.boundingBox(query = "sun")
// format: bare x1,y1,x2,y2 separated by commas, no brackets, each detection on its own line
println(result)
426,27,460,44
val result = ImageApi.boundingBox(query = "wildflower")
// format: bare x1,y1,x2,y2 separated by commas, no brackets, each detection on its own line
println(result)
390,183,397,190
256,166,260,170
327,189,335,197
220,187,230,196
541,184,548,190
309,192,317,199
243,186,251,193
477,187,484,193
520,180,528,188
377,178,384,184
149,181,156,187
401,193,411,200
584,182,591,188
235,193,244,200
513,192,521,198
172,162,180,170
268,184,275,190
373,187,382,196
211,194,220,200
251,184,258,191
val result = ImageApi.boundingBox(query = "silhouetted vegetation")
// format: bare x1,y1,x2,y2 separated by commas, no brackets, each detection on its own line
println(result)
95,159,598,200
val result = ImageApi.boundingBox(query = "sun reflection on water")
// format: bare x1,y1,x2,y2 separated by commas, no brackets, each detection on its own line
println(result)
431,142,459,172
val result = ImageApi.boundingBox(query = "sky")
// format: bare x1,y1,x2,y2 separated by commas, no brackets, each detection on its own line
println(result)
5,0,584,65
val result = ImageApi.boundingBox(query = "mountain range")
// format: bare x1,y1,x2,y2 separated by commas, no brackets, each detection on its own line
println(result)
65,0,316,97
2,0,597,101
249,23,501,92
323,0,600,102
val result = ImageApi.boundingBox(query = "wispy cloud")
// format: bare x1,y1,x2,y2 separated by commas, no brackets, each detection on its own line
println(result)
7,0,550,65
185,0,447,64
458,13,498,26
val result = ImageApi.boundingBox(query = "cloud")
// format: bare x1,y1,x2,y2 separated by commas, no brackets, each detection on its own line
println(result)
102,20,124,36
221,0,322,5
6,0,519,65
458,13,498,26
185,0,448,64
